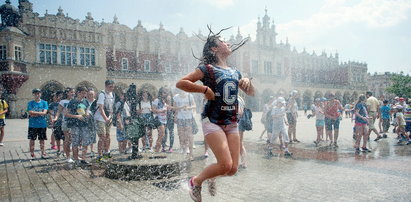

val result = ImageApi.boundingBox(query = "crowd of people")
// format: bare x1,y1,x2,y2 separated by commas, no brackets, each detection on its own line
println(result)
24,79,208,164
259,91,411,156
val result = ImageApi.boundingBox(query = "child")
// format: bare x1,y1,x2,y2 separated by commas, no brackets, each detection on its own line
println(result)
380,100,391,138
27,88,49,159
396,106,407,144
269,97,292,157
0,94,8,146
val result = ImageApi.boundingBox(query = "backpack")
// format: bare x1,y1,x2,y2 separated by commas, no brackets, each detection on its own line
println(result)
89,99,98,115
240,108,253,131
112,101,126,127
92,90,115,117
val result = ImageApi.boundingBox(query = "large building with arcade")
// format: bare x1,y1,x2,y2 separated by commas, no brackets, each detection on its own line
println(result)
0,0,368,117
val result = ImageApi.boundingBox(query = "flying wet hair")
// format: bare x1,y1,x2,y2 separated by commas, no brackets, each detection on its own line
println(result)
193,25,250,65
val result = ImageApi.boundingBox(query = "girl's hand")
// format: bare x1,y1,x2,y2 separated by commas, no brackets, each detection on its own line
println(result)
204,87,215,100
239,78,252,91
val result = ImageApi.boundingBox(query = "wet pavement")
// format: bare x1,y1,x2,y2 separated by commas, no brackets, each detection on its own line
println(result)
1,112,410,201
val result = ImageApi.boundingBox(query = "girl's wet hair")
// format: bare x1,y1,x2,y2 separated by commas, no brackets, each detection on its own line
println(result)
194,25,249,65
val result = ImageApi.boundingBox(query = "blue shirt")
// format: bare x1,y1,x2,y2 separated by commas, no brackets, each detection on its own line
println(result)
27,99,48,128
199,64,242,125
355,103,367,124
380,105,391,120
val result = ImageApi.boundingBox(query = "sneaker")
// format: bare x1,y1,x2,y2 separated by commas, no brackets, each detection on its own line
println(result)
398,139,406,144
67,158,74,163
361,147,371,153
80,160,90,165
374,136,382,141
0,142,4,146
333,142,339,148
90,151,95,158
168,148,174,153
314,141,319,147
30,153,36,159
204,152,209,158
56,150,61,157
267,150,274,157
193,145,197,149
188,177,202,202
284,151,293,157
51,145,57,150
406,141,411,145
355,148,361,154
161,148,166,153
382,134,387,138
208,178,217,196
41,153,49,159
293,139,300,143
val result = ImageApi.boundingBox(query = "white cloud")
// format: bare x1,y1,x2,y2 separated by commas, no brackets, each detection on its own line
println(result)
239,19,258,40
276,0,411,45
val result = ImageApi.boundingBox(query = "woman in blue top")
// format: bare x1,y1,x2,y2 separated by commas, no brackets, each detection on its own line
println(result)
176,27,254,202
354,94,370,153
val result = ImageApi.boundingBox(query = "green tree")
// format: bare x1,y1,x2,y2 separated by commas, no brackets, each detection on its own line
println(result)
386,72,411,98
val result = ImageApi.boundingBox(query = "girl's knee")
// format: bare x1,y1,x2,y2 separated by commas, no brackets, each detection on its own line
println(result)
226,166,238,176
219,161,233,174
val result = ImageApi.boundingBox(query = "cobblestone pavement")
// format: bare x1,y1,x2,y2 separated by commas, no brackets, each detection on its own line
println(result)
1,112,410,202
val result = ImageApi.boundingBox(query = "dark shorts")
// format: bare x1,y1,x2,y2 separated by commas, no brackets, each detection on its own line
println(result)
406,122,411,133
53,126,65,140
325,117,340,131
0,119,5,127
286,113,296,125
28,128,47,140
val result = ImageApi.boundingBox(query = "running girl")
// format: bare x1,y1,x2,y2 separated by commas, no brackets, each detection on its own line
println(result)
176,27,254,202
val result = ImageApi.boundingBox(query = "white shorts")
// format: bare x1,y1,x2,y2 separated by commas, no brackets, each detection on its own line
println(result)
270,128,289,143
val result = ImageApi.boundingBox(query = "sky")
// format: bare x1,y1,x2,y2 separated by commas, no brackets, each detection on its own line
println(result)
9,0,411,74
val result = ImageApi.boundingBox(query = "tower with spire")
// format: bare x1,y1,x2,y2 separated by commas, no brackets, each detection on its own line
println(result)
256,7,277,47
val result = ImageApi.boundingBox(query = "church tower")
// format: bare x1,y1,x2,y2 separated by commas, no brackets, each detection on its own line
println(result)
256,8,277,47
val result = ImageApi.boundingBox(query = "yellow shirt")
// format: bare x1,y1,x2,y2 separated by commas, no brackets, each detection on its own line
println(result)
0,100,8,119
366,96,379,112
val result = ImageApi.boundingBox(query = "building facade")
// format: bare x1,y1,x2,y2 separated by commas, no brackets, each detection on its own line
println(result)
0,1,368,117
367,72,394,99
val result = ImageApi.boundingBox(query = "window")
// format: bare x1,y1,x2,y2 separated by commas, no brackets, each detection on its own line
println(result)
264,61,272,75
80,47,96,66
14,46,22,61
39,44,57,64
60,45,77,65
0,45,6,60
251,60,258,74
165,63,171,73
276,63,282,75
144,60,151,72
121,58,128,70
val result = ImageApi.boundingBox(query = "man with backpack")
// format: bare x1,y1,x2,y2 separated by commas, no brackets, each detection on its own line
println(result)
94,80,115,160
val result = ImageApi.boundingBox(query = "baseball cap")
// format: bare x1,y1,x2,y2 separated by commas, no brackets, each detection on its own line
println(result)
32,88,41,94
277,97,286,104
399,97,405,101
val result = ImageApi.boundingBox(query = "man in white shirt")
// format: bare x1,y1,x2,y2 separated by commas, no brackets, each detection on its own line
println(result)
94,80,115,159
